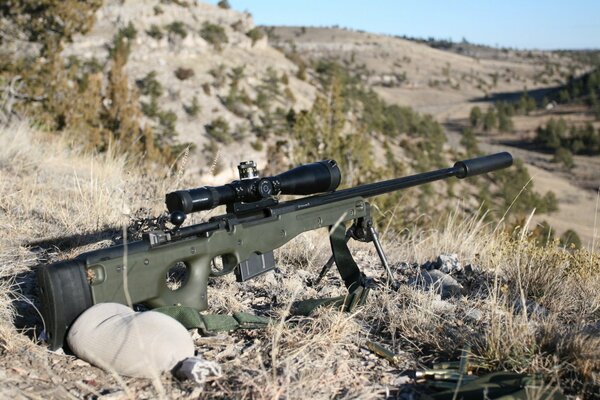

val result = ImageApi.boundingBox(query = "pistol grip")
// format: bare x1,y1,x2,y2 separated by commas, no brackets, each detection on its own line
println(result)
146,255,211,311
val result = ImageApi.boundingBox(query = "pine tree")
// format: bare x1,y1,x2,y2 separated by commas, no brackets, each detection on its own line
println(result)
482,108,497,132
469,106,482,128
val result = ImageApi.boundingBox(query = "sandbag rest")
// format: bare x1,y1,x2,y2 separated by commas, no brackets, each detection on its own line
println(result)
67,303,195,378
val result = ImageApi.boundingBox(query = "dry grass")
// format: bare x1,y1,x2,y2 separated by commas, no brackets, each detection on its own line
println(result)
0,123,598,398
0,122,162,351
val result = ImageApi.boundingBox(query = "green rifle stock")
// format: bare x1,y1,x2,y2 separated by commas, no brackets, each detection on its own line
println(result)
37,152,512,350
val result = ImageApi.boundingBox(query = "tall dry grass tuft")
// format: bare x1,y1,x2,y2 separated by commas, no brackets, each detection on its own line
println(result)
0,121,161,352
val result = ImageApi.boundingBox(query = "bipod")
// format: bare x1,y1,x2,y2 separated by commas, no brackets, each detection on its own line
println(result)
314,202,393,287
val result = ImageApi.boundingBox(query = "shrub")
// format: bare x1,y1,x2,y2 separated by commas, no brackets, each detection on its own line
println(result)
482,108,497,132
184,96,200,117
158,109,178,138
229,65,246,88
200,23,228,50
141,97,160,117
532,220,554,246
540,191,559,213
119,21,137,40
108,23,137,58
517,91,536,114
174,67,194,80
146,24,163,40
254,89,270,111
493,160,559,216
217,0,231,9
460,127,479,156
246,27,265,46
497,110,514,132
205,117,232,144
535,119,600,156
166,21,187,39
560,229,582,249
535,118,566,149
202,83,211,95
136,71,163,98
470,106,482,128
262,67,281,96
223,87,251,117
209,65,227,88
552,147,574,169
250,140,264,151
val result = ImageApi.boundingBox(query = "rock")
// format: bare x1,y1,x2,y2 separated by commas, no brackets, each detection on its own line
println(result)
436,254,462,274
513,299,550,318
409,269,463,299
394,375,412,385
463,264,481,275
397,262,410,273
422,261,435,271
582,321,600,336
430,299,456,313
174,356,222,385
98,389,125,399
73,359,91,367
465,308,484,322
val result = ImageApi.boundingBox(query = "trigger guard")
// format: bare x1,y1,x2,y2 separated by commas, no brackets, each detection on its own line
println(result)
209,254,238,277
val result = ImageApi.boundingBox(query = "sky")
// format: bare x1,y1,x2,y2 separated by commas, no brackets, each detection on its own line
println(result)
204,0,600,50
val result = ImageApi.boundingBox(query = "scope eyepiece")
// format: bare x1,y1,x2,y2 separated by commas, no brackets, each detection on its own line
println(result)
166,160,342,214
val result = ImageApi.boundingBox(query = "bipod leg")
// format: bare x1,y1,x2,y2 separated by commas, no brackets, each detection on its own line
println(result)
314,228,352,286
292,222,370,316
328,222,369,310
346,203,394,285
368,225,394,283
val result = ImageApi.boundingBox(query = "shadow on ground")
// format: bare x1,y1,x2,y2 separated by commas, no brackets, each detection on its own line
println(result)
470,86,560,104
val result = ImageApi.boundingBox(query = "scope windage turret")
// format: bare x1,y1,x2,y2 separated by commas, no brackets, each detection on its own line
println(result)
166,160,341,214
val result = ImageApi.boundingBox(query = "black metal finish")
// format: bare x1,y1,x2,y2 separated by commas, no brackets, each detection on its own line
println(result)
166,160,342,214
37,259,93,350
163,153,514,243
453,151,512,178
274,152,513,215
235,251,276,282
315,203,394,286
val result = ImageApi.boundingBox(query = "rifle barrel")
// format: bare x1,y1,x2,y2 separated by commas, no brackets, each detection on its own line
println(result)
276,152,512,212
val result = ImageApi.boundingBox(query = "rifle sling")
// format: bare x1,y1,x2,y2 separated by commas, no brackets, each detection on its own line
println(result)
154,307,272,332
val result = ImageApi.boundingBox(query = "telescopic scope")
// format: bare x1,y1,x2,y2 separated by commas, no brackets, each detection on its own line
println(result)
166,160,341,214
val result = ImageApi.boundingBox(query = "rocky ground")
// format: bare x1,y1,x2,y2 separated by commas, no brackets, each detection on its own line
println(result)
3,223,599,398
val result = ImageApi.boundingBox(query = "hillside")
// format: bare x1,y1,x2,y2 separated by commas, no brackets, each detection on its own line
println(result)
268,26,587,119
268,26,600,247
61,0,317,178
